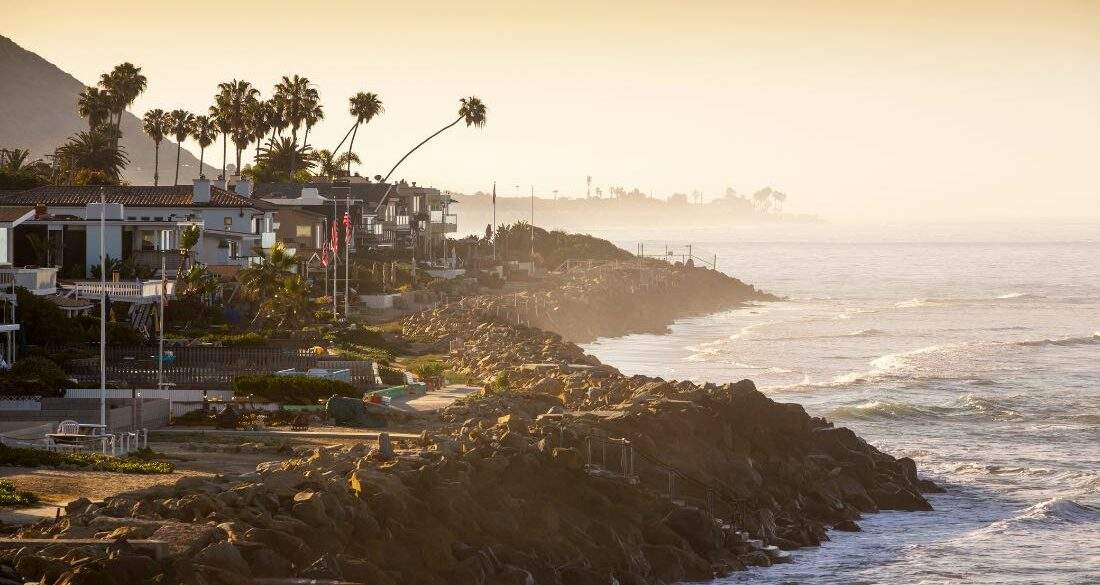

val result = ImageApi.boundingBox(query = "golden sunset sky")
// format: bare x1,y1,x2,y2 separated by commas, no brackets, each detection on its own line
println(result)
7,0,1100,221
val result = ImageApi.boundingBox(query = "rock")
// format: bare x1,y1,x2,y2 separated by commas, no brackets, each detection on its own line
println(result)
195,541,250,576
833,519,861,532
66,497,92,515
147,522,220,558
378,432,394,460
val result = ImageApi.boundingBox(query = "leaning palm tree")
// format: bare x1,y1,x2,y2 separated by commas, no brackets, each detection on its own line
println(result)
167,110,195,185
98,63,147,147
190,115,218,178
77,87,113,130
141,109,169,186
381,96,486,183
341,92,384,176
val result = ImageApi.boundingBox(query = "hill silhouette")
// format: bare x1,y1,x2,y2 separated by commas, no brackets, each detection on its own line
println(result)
0,35,215,184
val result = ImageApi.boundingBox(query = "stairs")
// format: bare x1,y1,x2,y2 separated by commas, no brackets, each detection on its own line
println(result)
127,302,155,338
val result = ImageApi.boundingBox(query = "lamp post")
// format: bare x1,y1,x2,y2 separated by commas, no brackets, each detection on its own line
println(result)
99,187,106,428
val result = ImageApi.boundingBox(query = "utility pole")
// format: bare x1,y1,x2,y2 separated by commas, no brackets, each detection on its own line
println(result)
99,187,106,428
529,185,534,263
492,181,497,260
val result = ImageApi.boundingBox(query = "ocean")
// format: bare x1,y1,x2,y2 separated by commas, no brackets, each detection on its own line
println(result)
578,222,1099,584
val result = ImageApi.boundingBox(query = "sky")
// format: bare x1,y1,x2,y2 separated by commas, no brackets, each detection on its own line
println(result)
6,0,1100,222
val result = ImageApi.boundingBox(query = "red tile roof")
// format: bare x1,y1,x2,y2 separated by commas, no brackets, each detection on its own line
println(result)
0,185,276,210
0,206,34,222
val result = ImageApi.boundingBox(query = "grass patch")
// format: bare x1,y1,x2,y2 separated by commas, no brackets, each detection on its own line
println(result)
398,355,471,385
0,444,174,474
331,343,394,365
0,480,38,506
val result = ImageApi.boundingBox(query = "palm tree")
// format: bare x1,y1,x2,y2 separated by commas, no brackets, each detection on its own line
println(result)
314,149,359,178
752,187,773,213
253,137,314,180
343,92,384,176
302,101,324,150
167,110,195,185
190,116,218,178
0,149,52,189
246,99,272,161
381,96,486,183
239,241,297,321
213,80,260,172
209,103,233,179
771,190,787,213
141,109,169,186
97,63,147,147
177,264,218,302
77,87,113,130
175,225,201,282
53,129,129,183
274,75,315,174
268,97,289,141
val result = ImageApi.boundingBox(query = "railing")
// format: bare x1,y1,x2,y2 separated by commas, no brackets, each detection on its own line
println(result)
0,267,58,294
395,215,411,227
65,280,175,299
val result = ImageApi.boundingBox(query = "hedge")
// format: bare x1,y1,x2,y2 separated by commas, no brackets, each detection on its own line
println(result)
0,444,174,474
233,374,359,404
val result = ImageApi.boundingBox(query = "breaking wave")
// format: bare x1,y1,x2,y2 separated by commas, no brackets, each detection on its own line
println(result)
972,498,1100,535
1016,332,1100,347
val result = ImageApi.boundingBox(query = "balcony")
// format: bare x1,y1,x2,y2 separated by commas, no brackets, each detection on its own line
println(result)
64,280,175,302
0,267,59,296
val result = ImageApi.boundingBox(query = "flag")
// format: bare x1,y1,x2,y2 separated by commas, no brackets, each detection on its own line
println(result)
321,243,329,268
330,218,339,255
161,272,169,307
343,211,352,245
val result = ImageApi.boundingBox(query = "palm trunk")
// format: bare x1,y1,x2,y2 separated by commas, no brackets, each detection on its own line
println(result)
382,116,462,183
235,146,242,175
153,142,160,186
346,124,360,177
174,142,182,185
289,127,298,175
199,147,205,179
221,135,227,179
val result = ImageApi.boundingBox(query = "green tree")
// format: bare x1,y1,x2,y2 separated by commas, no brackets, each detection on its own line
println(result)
141,109,169,186
77,87,113,130
238,241,297,322
314,149,359,178
0,148,52,189
381,96,486,183
213,80,260,172
167,110,195,185
97,63,147,148
246,99,272,161
53,129,129,183
250,137,314,182
190,115,218,178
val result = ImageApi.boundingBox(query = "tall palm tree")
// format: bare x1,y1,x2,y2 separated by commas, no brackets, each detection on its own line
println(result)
268,97,289,141
239,241,297,321
274,75,315,174
209,103,233,179
246,99,272,161
77,87,113,130
214,80,260,172
141,109,169,186
167,110,195,185
381,96,486,183
302,101,324,151
190,115,218,178
344,92,384,176
97,63,147,147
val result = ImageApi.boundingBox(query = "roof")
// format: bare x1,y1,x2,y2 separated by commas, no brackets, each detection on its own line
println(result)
254,181,441,204
0,186,277,211
0,206,35,224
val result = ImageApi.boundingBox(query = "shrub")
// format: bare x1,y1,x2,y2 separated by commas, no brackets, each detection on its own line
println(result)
199,331,268,347
233,374,359,404
11,356,69,388
0,444,173,474
485,372,510,394
0,480,37,506
378,366,407,386
332,344,393,365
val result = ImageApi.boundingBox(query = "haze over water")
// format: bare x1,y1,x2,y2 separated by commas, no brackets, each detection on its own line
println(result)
582,222,1100,584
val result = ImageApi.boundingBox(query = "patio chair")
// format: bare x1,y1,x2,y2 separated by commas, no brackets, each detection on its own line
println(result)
57,420,80,434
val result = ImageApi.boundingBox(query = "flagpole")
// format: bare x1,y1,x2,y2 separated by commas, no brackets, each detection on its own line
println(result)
332,197,338,319
343,202,350,318
158,250,165,392
530,185,534,263
492,181,497,260
99,187,106,428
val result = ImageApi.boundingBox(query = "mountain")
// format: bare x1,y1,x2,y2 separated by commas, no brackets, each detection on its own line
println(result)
0,35,216,184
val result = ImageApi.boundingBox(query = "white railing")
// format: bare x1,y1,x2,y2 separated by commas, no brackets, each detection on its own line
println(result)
66,280,175,299
395,215,410,226
0,267,58,295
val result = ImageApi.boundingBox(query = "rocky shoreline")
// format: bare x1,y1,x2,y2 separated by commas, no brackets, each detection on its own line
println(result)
5,263,941,585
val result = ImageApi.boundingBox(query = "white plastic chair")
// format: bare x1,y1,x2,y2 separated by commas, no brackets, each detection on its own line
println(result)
57,420,80,434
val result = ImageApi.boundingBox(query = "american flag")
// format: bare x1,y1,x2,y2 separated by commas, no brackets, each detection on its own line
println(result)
330,218,339,255
343,211,352,245
321,243,329,268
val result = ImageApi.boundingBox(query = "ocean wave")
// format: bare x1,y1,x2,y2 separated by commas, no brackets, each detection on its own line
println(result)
1016,332,1100,347
955,394,1024,421
973,498,1100,535
828,400,948,420
995,292,1046,300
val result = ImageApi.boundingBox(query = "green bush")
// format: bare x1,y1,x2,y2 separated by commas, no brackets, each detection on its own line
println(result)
0,480,38,506
233,374,359,404
378,366,407,386
332,344,393,365
199,331,268,347
0,444,173,474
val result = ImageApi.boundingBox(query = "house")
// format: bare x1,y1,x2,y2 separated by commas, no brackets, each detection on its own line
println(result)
254,178,457,255
0,180,278,278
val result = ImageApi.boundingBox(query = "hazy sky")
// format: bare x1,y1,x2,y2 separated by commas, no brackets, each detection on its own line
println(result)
7,0,1100,221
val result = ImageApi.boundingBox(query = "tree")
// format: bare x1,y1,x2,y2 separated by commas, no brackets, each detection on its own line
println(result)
97,63,147,148
239,241,297,322
0,148,52,189
77,87,113,130
141,109,169,186
176,264,218,302
302,101,324,151
53,129,129,183
274,75,317,175
381,96,486,183
771,190,787,213
167,110,195,185
213,80,260,172
314,150,359,178
255,275,311,327
175,225,201,283
752,187,773,213
190,115,218,178
246,99,272,161
209,103,233,179
248,138,315,183
345,92,384,176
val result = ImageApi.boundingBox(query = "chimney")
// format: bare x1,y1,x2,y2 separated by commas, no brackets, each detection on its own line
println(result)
193,178,211,204
234,179,253,198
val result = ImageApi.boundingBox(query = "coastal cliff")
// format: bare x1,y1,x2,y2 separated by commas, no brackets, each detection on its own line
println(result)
8,264,939,585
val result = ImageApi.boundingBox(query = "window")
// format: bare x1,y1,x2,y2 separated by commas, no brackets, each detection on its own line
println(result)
296,225,311,238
